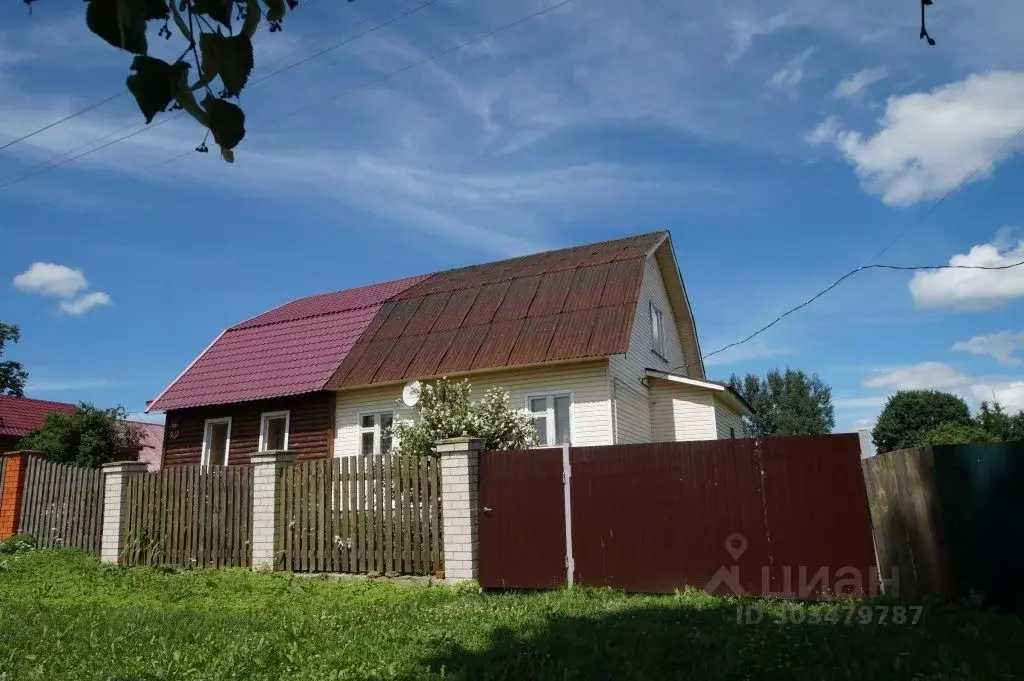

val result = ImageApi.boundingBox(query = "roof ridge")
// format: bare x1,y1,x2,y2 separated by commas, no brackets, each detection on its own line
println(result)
0,394,77,408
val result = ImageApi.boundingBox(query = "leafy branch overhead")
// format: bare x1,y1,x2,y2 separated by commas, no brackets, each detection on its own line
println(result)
81,0,310,162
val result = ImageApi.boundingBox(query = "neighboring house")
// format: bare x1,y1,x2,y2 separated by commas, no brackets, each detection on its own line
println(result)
0,395,77,454
147,231,752,466
132,422,165,472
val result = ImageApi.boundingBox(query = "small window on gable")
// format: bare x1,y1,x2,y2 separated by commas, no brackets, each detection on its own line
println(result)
202,417,231,466
650,301,665,358
527,393,572,446
358,411,394,456
259,411,290,452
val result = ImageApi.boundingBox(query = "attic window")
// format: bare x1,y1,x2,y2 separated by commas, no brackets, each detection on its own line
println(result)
259,411,290,451
650,301,665,358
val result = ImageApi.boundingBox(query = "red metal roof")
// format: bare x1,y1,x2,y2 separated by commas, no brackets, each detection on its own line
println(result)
327,232,664,389
131,422,165,472
0,395,77,437
148,275,428,411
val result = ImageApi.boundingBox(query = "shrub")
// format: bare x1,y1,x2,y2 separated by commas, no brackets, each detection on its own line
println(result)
0,532,37,554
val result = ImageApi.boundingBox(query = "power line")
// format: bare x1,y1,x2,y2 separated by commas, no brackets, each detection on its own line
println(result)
0,0,324,156
10,0,579,212
681,123,1024,372
688,258,1024,369
0,0,440,191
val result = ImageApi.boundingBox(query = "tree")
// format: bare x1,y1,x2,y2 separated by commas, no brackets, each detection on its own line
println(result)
915,421,995,447
0,322,29,398
872,390,972,453
388,378,537,457
31,0,941,160
19,404,143,468
974,401,1024,442
728,368,835,437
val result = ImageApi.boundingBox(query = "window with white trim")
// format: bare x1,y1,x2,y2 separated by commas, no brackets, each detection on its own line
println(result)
358,411,394,455
650,301,665,358
527,393,572,446
259,410,290,451
201,417,231,466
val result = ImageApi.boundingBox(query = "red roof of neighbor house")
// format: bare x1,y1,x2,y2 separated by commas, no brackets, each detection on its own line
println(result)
147,275,429,411
132,422,165,472
327,232,665,389
0,395,77,437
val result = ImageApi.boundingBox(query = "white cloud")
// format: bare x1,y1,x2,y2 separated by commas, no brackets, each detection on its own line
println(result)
952,330,1024,366
834,396,889,409
864,362,970,391
703,341,793,366
805,115,840,146
13,262,87,298
58,292,111,316
814,72,1024,205
834,67,888,99
767,47,816,91
862,362,1024,411
13,262,111,315
908,233,1024,310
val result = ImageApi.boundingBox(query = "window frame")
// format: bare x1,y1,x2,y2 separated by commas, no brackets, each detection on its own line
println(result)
258,410,291,452
201,417,232,467
525,391,574,447
357,410,394,456
650,300,666,359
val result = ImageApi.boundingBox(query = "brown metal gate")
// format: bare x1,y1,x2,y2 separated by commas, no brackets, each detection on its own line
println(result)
479,435,877,597
478,448,566,589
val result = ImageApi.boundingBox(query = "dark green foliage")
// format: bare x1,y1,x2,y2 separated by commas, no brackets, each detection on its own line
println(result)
194,0,233,28
85,0,149,55
728,368,835,436
203,94,246,154
873,390,973,453
0,321,28,398
0,550,1021,679
198,32,254,97
976,401,1024,442
0,533,36,554
18,403,143,468
126,56,187,123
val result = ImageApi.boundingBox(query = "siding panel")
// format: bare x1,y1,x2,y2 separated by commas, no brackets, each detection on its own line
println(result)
715,399,746,439
163,392,334,466
649,383,717,442
333,361,612,456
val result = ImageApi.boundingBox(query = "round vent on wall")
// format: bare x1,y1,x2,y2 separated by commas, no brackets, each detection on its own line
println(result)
401,380,422,408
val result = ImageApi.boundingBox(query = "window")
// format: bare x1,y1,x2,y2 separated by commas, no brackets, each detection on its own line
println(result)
259,411,290,451
201,417,231,466
730,427,736,439
650,301,665,358
527,393,572,446
358,411,394,456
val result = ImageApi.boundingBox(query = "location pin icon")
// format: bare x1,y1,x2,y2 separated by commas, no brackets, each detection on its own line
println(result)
725,533,748,561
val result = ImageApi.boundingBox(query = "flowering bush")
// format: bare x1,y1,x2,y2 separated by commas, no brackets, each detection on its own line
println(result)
388,379,538,457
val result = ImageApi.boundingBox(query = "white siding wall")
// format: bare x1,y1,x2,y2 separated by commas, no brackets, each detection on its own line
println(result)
332,360,612,456
648,383,717,441
714,399,746,439
609,254,687,443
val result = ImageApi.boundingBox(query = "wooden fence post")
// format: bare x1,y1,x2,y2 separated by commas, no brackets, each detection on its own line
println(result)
436,437,482,584
0,451,43,540
251,450,297,571
100,461,149,564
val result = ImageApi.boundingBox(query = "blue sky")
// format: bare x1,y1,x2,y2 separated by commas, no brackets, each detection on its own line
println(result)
1,0,1023,430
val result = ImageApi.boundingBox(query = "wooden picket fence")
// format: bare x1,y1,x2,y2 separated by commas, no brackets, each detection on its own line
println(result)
278,455,442,574
121,465,253,568
18,457,104,552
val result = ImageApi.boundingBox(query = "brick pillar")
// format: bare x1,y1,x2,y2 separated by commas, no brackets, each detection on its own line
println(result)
100,461,149,564
250,450,297,571
436,437,483,584
0,451,42,539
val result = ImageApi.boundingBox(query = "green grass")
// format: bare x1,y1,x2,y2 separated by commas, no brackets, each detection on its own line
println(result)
0,551,1022,680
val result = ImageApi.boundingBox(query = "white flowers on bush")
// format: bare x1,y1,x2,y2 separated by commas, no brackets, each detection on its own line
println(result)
388,378,538,457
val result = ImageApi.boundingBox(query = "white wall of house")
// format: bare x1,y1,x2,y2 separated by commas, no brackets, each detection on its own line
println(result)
332,360,613,456
610,254,688,444
648,382,717,441
714,398,746,439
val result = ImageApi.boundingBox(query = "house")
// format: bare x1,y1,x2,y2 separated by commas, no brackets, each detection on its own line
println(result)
0,395,77,454
133,422,166,472
147,231,752,466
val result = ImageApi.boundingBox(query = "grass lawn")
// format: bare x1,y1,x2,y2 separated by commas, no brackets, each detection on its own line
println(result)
0,551,1022,680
